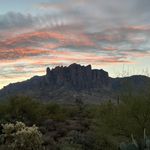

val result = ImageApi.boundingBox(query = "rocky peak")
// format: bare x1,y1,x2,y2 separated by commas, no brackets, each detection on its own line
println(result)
46,67,51,75
46,63,110,90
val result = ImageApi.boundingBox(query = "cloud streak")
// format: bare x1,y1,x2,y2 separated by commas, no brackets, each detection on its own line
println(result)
0,0,150,88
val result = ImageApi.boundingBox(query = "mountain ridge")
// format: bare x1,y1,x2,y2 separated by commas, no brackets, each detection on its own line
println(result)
0,63,150,103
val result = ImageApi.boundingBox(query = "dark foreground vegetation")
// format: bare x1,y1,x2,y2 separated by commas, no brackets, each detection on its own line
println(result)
0,93,150,149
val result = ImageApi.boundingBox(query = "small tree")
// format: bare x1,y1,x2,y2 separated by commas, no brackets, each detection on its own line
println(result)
0,121,43,150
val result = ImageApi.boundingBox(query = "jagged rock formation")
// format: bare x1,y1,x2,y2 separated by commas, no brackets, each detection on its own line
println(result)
46,63,109,90
0,63,149,103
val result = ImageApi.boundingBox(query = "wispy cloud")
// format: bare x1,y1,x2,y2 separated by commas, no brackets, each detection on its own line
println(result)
0,0,150,88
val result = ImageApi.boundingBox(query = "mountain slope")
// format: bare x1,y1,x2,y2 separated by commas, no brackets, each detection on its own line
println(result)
0,64,150,103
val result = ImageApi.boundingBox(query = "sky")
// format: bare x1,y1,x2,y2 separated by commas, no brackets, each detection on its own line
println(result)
0,0,150,89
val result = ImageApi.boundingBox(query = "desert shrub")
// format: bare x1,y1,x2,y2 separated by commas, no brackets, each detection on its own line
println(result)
89,94,150,149
0,94,150,149
0,103,8,124
6,96,47,124
45,103,68,121
0,121,43,150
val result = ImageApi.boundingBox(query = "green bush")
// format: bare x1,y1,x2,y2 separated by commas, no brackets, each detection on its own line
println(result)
6,96,47,124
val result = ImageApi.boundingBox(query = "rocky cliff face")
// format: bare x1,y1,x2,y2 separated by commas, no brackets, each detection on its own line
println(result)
45,63,110,90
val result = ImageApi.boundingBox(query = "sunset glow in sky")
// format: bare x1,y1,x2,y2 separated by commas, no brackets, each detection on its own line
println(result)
0,0,150,88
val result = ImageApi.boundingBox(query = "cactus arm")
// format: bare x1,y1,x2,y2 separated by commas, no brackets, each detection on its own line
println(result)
131,134,139,148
